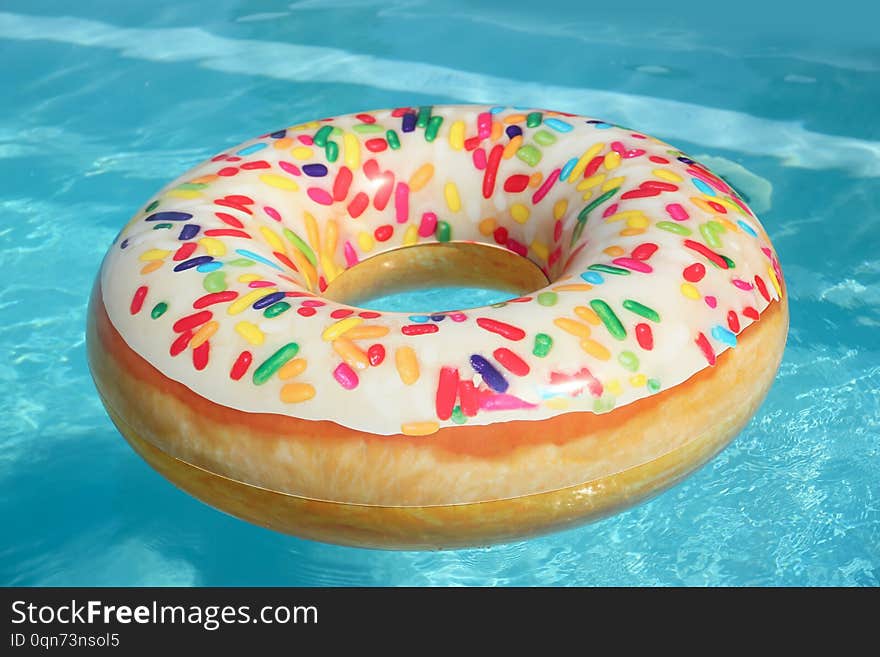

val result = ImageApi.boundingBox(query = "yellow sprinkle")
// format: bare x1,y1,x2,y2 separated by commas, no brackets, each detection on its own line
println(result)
630,374,647,387
357,231,374,253
554,317,591,338
580,338,611,360
569,143,605,182
199,237,226,257
604,151,621,170
304,211,321,255
229,289,275,316
139,248,170,262
273,137,293,150
578,173,605,191
333,338,370,370
502,135,522,159
291,146,313,160
478,217,497,236
259,173,298,191
626,214,649,229
234,320,265,345
343,133,360,169
280,383,316,404
444,181,461,212
259,226,285,253
449,120,465,150
653,168,682,182
606,379,623,396
574,306,601,325
278,358,307,380
530,240,549,261
401,421,439,436
680,282,701,300
324,219,338,257
602,176,626,192
237,273,261,283
544,397,569,410
403,223,419,246
184,321,217,349
553,199,568,220
344,325,390,340
140,261,163,275
490,121,503,140
552,283,592,292
510,203,530,224
167,189,202,199
395,346,419,385
503,113,526,124
768,265,783,298
603,245,625,256
408,163,434,192
322,317,363,341
620,228,647,236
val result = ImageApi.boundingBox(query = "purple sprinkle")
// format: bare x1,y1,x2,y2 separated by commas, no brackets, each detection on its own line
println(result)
506,125,522,139
178,224,201,240
469,354,509,393
253,291,286,310
173,256,213,272
401,112,417,133
145,211,192,222
302,163,328,177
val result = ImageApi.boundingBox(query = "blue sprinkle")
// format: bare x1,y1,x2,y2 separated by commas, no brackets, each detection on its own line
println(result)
196,262,223,273
490,106,506,114
737,220,758,237
545,118,573,132
505,125,522,139
560,157,578,181
235,248,283,271
253,291,286,310
236,142,267,156
145,211,192,222
269,130,287,139
401,113,416,132
470,354,508,393
711,325,738,347
173,256,213,272
692,177,716,196
430,314,445,322
302,163,328,177
581,271,605,285
408,315,429,323
178,224,201,240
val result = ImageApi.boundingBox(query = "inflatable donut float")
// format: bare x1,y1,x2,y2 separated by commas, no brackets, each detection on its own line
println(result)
87,105,788,549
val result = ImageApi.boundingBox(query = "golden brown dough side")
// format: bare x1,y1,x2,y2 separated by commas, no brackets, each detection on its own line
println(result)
87,281,788,548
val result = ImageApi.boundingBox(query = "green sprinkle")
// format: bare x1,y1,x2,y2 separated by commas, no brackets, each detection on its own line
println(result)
656,221,692,236
590,299,627,340
537,291,558,306
253,343,300,385
588,264,630,276
325,140,339,162
515,144,542,167
263,301,291,318
647,378,662,393
424,115,443,142
175,182,208,191
152,223,173,230
150,302,168,319
313,125,333,147
283,228,317,266
617,350,639,372
533,333,553,357
229,258,255,267
436,221,451,242
145,200,159,213
386,130,401,150
526,111,542,128
203,271,226,292
451,406,467,424
416,105,432,128
533,129,556,146
699,221,722,248
622,299,661,322
352,123,384,134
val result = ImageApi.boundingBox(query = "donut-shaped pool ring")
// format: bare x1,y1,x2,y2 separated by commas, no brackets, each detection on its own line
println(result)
87,105,788,548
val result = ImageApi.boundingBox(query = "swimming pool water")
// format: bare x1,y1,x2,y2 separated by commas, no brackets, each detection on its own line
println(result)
1,0,878,586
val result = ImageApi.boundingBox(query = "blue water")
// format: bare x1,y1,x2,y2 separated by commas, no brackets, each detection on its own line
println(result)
1,1,878,586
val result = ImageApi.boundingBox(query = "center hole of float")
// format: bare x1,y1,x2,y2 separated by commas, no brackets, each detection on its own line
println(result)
321,241,551,313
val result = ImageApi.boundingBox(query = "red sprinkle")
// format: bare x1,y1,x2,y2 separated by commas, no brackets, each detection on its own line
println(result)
130,286,148,315
695,332,716,365
172,310,212,333
193,291,238,308
493,348,530,376
401,324,439,336
435,367,460,421
332,166,352,201
503,174,530,193
367,344,385,366
192,341,210,371
683,262,706,282
635,323,654,350
476,318,525,341
458,381,479,417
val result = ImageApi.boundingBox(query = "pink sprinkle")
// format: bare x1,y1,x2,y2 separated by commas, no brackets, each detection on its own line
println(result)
612,257,653,273
278,161,300,176
343,241,358,267
531,168,560,205
395,182,409,224
732,278,754,291
263,206,282,222
333,362,359,390
602,203,619,218
307,187,333,206
665,203,689,221
473,147,487,170
705,296,718,308
477,112,492,138
418,211,438,238
480,394,538,411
